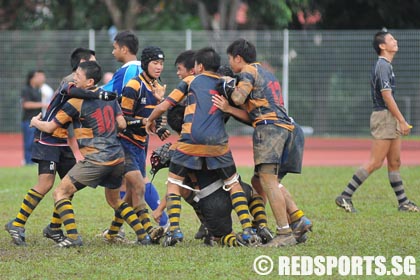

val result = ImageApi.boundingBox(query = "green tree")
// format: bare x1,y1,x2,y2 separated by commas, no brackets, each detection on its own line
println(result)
0,0,309,31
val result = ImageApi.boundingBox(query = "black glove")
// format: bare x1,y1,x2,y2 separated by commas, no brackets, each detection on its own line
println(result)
124,116,144,135
156,126,171,141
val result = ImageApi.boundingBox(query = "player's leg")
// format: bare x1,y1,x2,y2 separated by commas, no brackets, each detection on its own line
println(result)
145,180,169,227
387,138,419,211
104,187,151,245
258,165,296,247
336,139,390,212
5,147,57,246
217,165,259,244
162,163,186,246
44,147,77,243
52,175,82,248
182,188,207,240
279,185,312,243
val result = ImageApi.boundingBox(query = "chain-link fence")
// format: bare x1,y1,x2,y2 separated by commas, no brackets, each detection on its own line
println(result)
1,29,420,136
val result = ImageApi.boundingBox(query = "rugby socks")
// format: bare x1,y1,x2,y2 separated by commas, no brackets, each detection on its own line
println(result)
117,202,147,241
220,233,239,247
388,171,408,206
231,191,253,230
145,182,168,227
249,195,268,227
55,199,78,240
13,189,44,227
167,193,182,232
107,210,125,237
135,207,153,234
289,209,304,224
341,167,369,198
49,209,63,233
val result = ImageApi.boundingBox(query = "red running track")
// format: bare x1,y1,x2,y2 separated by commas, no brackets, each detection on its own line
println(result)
1,133,420,167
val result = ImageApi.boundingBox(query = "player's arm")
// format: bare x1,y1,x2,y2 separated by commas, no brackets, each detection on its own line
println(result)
67,134,84,162
145,100,172,135
61,83,117,101
30,112,59,133
382,90,411,135
116,114,127,131
212,94,251,124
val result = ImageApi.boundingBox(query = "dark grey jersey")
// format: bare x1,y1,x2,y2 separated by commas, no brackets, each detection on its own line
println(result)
371,57,395,111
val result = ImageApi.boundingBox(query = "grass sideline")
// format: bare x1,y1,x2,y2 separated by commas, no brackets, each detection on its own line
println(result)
1,165,419,279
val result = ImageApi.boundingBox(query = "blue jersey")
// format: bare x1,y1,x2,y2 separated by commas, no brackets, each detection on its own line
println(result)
102,61,142,96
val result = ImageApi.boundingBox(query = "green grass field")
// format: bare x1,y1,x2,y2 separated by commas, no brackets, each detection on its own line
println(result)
1,165,419,279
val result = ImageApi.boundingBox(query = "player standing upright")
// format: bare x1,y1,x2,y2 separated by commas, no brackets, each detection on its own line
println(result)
335,30,419,213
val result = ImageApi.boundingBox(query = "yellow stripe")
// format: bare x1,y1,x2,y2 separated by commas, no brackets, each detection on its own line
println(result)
176,142,229,157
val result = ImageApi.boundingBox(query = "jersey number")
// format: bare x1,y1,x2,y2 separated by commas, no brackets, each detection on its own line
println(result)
91,106,115,133
268,81,284,106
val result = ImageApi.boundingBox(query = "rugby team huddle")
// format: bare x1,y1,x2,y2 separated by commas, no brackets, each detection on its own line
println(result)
5,30,312,248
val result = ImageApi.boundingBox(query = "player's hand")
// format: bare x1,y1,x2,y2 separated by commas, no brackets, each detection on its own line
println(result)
152,84,166,102
29,112,42,127
156,127,171,141
145,118,156,135
399,121,412,136
152,209,163,223
212,94,230,113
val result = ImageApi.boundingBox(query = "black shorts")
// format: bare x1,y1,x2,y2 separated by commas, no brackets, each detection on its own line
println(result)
170,161,237,181
198,187,233,238
197,177,252,238
32,142,76,179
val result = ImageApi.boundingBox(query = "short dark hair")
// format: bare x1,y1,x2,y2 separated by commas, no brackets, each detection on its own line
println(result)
167,104,185,134
114,30,139,55
194,47,220,72
175,50,196,71
70,48,95,71
226,38,257,63
26,70,37,86
372,31,390,55
78,61,102,85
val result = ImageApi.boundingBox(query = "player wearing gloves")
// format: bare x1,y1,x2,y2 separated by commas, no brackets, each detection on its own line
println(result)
103,46,170,244
4,48,116,246
146,47,258,247
29,61,152,248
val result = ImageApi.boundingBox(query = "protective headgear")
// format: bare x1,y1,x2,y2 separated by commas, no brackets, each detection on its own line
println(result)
150,142,172,180
141,46,165,71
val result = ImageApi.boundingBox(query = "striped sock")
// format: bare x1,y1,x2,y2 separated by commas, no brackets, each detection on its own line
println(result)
389,171,408,206
48,209,62,234
341,167,369,198
249,195,268,227
135,207,153,234
107,210,125,237
167,194,182,232
220,233,239,247
55,199,78,240
231,191,253,230
13,189,44,227
290,209,304,224
117,202,147,241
